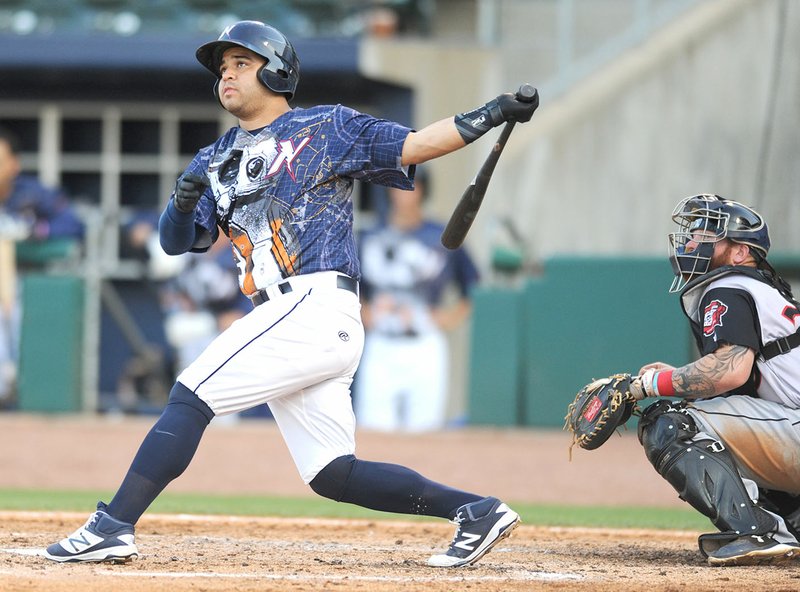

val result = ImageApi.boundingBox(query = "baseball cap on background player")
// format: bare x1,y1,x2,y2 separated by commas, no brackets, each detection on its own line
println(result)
668,193,771,292
195,20,301,100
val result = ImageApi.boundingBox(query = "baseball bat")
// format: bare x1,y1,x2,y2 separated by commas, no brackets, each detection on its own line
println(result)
441,83,538,250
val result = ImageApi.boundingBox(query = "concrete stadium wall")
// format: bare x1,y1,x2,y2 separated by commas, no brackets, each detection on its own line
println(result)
361,0,799,270
359,0,799,424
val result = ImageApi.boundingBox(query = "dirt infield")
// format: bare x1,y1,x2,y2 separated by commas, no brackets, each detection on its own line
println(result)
2,414,800,590
3,513,799,592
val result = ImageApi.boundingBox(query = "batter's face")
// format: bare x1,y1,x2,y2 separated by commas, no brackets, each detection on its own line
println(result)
217,47,273,119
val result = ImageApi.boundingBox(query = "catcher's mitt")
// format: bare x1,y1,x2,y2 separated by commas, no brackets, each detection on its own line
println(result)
564,373,640,457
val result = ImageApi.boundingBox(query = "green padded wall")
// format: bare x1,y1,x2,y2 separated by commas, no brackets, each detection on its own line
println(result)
17,275,84,412
469,257,693,427
467,287,523,426
521,257,691,426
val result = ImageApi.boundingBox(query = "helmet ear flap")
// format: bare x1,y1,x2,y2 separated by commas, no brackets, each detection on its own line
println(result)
212,79,224,108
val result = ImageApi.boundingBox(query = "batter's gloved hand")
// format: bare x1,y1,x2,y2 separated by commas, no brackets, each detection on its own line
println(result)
494,89,539,123
454,86,540,143
629,368,657,401
173,173,208,214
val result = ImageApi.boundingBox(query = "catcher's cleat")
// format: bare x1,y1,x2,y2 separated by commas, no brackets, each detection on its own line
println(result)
44,502,138,563
706,534,800,566
428,497,520,568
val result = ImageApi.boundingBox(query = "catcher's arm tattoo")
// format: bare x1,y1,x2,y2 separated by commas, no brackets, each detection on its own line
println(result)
672,343,755,399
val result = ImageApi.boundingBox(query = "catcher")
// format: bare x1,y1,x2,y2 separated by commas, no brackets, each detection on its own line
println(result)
567,194,800,567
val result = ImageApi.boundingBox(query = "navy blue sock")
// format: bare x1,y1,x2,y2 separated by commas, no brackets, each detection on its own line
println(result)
106,383,214,525
310,455,482,519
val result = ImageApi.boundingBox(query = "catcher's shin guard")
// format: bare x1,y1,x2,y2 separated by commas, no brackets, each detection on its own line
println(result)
638,401,776,536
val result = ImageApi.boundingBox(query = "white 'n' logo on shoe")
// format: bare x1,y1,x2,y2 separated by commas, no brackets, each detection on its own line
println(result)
454,532,482,551
64,530,102,553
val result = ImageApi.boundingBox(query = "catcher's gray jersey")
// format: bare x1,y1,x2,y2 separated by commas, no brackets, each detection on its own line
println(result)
681,269,800,408
680,268,800,494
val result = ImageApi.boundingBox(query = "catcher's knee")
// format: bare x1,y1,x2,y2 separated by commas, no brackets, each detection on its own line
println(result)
309,454,357,501
637,399,696,470
638,400,776,535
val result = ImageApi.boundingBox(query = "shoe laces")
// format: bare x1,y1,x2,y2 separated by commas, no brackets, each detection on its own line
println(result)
84,511,101,529
446,511,467,546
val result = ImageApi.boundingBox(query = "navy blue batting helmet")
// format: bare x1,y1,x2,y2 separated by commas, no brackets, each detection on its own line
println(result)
196,20,300,100
668,194,770,292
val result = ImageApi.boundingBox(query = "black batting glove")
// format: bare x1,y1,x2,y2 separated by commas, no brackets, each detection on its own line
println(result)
173,173,208,214
455,87,540,144
495,90,539,123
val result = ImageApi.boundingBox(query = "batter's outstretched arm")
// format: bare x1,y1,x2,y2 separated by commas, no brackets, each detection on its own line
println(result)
401,88,539,166
401,118,465,165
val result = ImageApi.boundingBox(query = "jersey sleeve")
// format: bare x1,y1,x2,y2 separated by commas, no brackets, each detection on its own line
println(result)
174,146,219,252
696,286,761,355
330,105,414,189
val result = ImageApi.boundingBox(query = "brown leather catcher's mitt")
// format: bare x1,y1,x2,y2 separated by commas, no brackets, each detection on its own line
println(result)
564,373,640,456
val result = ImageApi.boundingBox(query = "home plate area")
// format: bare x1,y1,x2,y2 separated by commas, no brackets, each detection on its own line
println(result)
1,513,798,592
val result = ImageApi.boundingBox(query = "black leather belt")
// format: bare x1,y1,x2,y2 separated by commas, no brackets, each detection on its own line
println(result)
251,274,359,307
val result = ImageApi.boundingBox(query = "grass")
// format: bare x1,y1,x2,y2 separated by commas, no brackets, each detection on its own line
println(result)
0,489,711,531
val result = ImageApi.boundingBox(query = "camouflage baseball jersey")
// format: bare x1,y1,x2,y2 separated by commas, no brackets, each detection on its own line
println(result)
180,104,414,295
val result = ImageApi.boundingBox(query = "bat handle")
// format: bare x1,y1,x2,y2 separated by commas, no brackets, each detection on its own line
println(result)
515,83,537,103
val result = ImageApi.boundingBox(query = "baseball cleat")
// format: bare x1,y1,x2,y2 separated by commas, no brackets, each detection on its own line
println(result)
428,496,520,567
43,502,138,563
706,534,800,566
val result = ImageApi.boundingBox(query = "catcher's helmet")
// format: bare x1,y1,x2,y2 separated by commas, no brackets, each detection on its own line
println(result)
668,194,770,292
196,20,300,100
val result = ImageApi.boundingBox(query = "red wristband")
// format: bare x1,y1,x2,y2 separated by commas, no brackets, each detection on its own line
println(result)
655,370,675,396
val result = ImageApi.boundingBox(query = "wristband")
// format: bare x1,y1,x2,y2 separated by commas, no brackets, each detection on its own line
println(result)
654,370,676,397
454,98,504,144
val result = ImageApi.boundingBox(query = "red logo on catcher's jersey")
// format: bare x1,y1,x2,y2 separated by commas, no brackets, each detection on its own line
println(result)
783,305,800,325
703,300,729,337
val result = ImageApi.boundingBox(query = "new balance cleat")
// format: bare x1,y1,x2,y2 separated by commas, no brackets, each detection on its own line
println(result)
706,534,800,566
44,502,138,563
428,497,520,567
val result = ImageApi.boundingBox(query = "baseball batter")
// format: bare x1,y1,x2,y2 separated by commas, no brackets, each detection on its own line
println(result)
630,194,800,566
44,20,538,567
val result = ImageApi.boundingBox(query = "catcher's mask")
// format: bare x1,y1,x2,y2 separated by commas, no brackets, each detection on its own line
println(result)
668,194,770,292
196,20,300,101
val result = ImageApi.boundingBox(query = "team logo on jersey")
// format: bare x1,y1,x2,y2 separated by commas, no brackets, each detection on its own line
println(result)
783,305,800,324
703,300,728,337
266,136,312,181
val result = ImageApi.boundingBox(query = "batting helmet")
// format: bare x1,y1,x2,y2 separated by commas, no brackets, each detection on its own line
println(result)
668,194,770,292
196,20,300,100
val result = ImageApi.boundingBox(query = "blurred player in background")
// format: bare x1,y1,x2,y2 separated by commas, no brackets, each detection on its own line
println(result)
0,125,84,407
356,170,479,431
631,194,800,566
43,20,538,567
